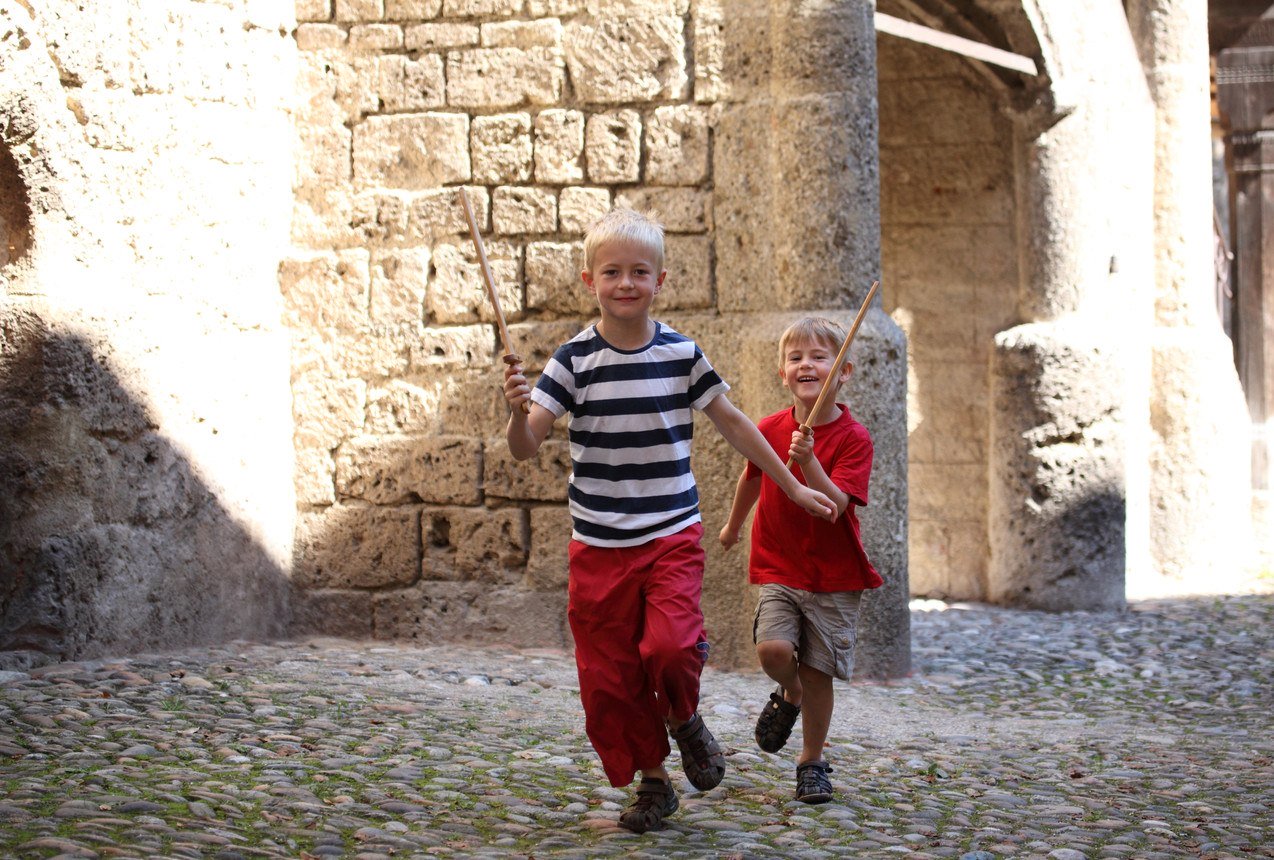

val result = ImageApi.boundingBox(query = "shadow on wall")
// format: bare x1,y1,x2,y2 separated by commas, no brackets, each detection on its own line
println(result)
0,309,288,669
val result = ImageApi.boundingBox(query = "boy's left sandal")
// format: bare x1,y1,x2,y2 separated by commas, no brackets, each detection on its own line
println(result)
755,685,801,753
669,713,726,791
618,777,679,833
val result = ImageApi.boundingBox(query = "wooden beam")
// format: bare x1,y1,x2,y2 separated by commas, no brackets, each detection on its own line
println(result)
874,11,1039,76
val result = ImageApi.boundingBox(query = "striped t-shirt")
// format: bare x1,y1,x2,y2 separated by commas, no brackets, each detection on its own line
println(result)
530,323,730,547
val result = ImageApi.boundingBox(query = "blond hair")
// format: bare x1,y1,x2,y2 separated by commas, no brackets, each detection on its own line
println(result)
583,207,665,272
778,317,850,368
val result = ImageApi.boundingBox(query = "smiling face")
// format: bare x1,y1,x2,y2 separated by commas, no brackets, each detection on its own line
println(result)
581,239,666,326
779,336,852,408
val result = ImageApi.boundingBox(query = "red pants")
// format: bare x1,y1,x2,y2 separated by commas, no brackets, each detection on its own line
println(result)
567,523,709,787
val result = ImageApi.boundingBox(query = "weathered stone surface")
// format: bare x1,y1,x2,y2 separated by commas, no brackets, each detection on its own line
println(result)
989,322,1127,612
443,0,524,14
646,105,709,185
372,581,567,645
692,0,726,102
616,187,708,233
526,241,591,315
292,325,415,380
298,0,334,22
507,320,586,372
353,187,489,245
564,15,686,103
558,186,609,233
289,587,374,637
335,435,482,505
350,24,403,50
377,55,446,111
585,110,641,183
295,506,420,589
280,251,371,330
481,19,562,49
405,22,478,50
335,0,384,22
296,24,347,50
471,113,532,183
423,505,527,580
484,438,571,501
409,324,498,369
658,234,712,311
364,378,446,435
387,0,443,18
526,505,571,589
493,186,557,234
533,109,585,183
293,375,367,449
295,447,337,506
427,241,522,325
354,113,470,189
368,248,428,325
446,48,565,109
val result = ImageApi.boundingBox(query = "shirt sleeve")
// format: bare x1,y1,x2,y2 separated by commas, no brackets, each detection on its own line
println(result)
530,346,575,418
687,346,730,411
828,424,873,506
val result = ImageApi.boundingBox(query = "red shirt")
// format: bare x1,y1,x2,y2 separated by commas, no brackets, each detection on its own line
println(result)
744,404,882,593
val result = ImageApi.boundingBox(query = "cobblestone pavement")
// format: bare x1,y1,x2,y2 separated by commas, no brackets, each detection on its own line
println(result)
1,591,1271,859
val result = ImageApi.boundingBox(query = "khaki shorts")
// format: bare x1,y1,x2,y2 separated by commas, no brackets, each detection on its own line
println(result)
753,584,863,681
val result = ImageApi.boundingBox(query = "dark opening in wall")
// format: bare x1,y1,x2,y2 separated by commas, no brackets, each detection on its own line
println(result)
0,143,31,268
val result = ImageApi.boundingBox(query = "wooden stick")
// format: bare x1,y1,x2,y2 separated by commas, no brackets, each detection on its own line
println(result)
459,187,529,413
786,280,881,468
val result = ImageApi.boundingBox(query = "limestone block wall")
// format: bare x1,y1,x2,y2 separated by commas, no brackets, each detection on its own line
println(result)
285,0,719,648
284,0,910,677
0,1,297,662
877,38,1018,601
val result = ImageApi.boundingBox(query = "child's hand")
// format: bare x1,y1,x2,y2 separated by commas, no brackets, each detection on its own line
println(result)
790,485,836,522
719,523,741,551
503,357,531,412
789,428,814,465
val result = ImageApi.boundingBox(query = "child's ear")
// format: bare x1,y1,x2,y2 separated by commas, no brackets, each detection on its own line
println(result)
581,269,596,294
841,361,854,379
655,270,667,292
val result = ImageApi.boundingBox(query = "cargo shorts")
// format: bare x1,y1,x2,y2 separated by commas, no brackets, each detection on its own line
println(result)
753,584,863,681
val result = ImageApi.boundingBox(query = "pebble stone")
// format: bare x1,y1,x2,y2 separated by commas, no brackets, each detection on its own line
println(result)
1,592,1271,858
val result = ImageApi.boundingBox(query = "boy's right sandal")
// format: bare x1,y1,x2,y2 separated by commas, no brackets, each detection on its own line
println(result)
618,777,679,833
754,686,801,753
795,760,834,804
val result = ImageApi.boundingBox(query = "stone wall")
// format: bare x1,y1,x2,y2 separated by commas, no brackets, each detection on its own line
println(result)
285,0,911,675
285,0,718,647
877,36,1019,602
0,0,297,662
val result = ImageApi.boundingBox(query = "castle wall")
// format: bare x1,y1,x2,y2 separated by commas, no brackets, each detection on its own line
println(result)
0,0,297,661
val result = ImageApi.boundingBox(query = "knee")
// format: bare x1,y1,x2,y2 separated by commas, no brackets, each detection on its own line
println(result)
755,639,796,674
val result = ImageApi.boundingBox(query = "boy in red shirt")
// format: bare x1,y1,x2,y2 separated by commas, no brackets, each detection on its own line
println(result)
719,317,882,804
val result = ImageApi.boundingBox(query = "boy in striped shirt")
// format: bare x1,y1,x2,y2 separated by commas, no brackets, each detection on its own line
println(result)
503,208,836,833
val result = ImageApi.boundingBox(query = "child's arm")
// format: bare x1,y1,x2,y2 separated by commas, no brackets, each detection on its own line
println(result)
719,470,761,550
788,429,850,518
504,359,556,460
702,395,835,521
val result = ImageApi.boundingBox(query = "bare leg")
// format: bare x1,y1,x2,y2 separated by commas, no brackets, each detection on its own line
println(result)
797,663,834,764
755,639,803,707
639,763,671,783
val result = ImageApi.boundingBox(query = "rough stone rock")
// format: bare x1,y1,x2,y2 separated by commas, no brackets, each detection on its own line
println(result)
526,505,572,589
445,48,565,109
280,251,371,330
484,438,572,501
370,248,429,325
558,186,610,234
616,187,708,233
471,113,533,184
354,113,470,189
335,435,482,505
585,110,642,183
294,506,420,590
404,22,478,51
427,241,522,325
645,105,710,185
493,186,557,235
423,505,528,580
526,241,591,315
533,109,585,184
564,14,687,103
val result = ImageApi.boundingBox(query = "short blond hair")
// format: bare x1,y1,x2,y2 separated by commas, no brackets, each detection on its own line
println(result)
778,317,850,368
583,207,665,272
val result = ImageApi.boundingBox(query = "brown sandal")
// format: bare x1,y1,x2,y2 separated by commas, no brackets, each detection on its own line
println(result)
669,712,726,791
618,777,678,833
755,686,800,753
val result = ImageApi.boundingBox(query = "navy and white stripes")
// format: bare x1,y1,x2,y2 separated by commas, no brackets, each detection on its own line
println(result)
531,324,729,547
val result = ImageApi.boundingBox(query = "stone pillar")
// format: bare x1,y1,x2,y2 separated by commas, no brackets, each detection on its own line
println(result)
702,0,909,677
1128,0,1254,592
989,2,1156,609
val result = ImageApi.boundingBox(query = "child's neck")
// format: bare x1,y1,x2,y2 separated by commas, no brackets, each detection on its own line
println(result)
793,397,841,427
597,316,656,350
